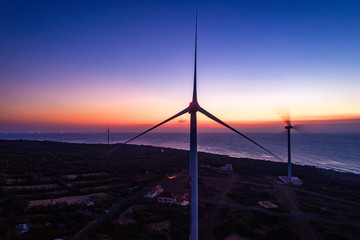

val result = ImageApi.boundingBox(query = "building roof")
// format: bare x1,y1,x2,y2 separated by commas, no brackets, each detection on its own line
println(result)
158,192,174,198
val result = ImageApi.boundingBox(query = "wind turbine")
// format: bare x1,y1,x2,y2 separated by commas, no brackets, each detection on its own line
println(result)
109,12,280,240
285,119,293,178
279,115,303,185
107,125,110,145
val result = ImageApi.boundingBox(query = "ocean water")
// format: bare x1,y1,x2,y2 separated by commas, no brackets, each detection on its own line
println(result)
1,132,359,174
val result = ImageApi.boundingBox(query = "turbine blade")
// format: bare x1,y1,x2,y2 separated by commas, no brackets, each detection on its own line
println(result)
293,125,314,143
198,107,282,160
124,107,190,144
276,108,291,126
104,144,122,155
104,107,190,155
192,10,198,103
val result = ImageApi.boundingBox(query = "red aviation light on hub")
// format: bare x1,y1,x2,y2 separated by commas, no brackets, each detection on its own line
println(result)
189,101,198,112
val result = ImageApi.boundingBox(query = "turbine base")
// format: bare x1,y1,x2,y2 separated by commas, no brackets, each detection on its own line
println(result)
279,176,302,185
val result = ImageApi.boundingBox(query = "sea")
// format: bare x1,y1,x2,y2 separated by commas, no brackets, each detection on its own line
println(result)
1,132,359,175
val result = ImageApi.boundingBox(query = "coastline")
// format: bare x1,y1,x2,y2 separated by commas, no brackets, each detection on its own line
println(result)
1,139,359,182
1,139,360,240
1,132,359,175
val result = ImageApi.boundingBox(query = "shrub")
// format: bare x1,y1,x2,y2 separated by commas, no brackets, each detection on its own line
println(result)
266,224,293,240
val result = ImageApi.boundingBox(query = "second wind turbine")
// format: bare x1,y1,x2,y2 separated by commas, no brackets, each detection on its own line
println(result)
121,13,280,240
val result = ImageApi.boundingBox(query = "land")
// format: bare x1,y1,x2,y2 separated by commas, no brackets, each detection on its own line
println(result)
0,139,360,240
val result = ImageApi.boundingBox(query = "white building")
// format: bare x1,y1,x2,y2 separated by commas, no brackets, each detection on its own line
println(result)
145,185,163,198
15,223,33,235
175,193,189,206
158,192,175,204
220,164,233,172
85,201,94,207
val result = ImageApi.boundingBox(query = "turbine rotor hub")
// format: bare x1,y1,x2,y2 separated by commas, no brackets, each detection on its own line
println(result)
189,101,199,113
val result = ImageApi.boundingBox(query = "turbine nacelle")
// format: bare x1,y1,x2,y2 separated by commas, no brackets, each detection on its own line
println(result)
189,101,200,113
285,124,293,130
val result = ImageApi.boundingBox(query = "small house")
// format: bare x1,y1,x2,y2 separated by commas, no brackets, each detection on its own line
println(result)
258,201,278,209
145,185,163,198
220,164,233,172
129,186,138,191
85,201,94,207
175,193,189,206
158,192,175,204
15,223,33,235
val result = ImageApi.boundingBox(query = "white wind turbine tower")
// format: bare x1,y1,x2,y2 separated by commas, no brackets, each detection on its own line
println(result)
279,115,303,185
110,12,280,240
107,124,110,145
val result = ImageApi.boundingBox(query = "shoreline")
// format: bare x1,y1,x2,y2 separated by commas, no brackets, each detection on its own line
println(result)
1,138,359,176
1,139,360,240
130,142,360,176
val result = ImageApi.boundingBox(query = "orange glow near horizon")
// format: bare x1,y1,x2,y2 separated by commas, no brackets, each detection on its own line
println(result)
1,75,359,133
1,111,359,133
1,2,360,134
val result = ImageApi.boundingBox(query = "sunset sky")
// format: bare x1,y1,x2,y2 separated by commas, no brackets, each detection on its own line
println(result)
1,0,359,133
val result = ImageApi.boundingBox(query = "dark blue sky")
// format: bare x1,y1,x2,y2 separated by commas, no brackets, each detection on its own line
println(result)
1,0,359,132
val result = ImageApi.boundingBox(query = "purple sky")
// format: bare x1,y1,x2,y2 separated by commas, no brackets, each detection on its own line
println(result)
1,0,359,133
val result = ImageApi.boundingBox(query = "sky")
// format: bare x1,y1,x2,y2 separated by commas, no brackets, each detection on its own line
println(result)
1,0,360,133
